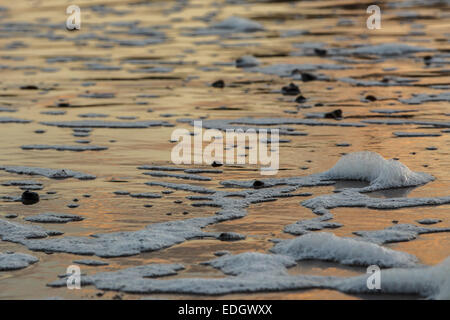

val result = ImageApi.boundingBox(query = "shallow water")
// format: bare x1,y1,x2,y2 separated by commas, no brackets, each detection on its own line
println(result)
0,0,449,299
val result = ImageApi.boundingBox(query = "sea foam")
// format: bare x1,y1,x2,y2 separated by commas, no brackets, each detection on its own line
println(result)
323,151,434,191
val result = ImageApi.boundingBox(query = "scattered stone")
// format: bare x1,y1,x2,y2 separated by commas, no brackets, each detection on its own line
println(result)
211,161,223,167
211,80,225,88
20,85,38,90
21,190,39,205
314,48,327,56
218,232,246,241
295,95,307,103
252,180,265,189
324,109,343,119
281,83,300,96
298,72,316,82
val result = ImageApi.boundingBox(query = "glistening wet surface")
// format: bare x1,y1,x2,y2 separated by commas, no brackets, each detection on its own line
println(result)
0,0,449,300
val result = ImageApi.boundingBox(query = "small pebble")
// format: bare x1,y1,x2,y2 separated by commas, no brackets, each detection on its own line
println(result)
324,109,342,120
314,48,327,56
211,80,225,88
21,190,39,205
281,83,300,96
295,95,307,103
211,161,223,167
253,180,265,189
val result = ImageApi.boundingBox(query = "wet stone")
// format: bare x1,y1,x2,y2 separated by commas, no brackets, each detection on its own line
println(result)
211,161,223,167
211,80,225,88
314,48,327,56
295,95,307,103
281,83,300,96
21,190,39,205
324,109,343,120
300,73,317,82
252,180,265,189
218,232,246,241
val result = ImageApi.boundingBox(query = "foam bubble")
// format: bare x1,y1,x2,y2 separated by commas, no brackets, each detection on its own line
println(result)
323,151,434,191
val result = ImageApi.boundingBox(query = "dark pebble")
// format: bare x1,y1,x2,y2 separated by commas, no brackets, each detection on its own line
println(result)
20,85,39,90
295,95,307,103
253,180,265,189
218,232,245,241
324,109,342,120
21,190,39,205
211,161,223,167
314,48,327,56
365,95,377,101
281,83,300,96
301,73,317,82
211,80,225,88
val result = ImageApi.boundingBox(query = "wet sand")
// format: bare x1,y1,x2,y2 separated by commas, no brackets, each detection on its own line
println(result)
0,0,449,299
